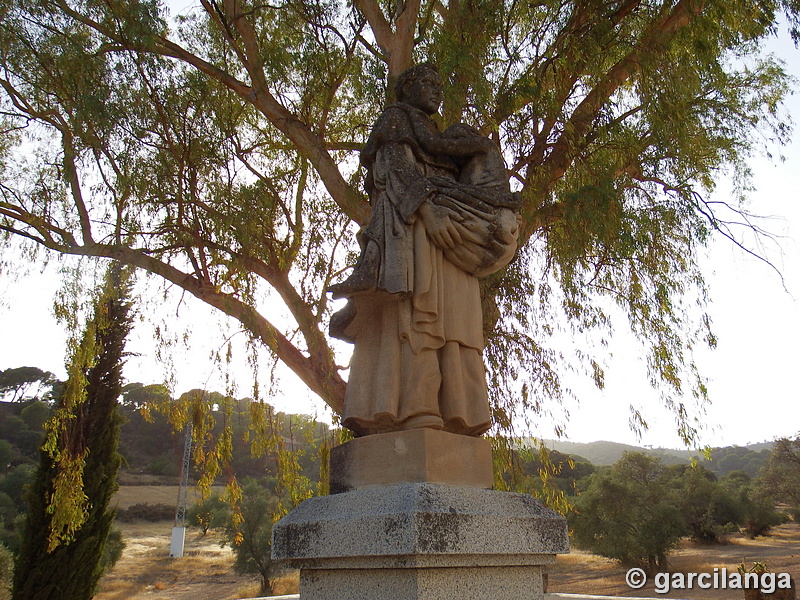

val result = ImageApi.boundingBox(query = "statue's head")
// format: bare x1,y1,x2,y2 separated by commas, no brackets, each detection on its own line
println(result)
395,63,442,115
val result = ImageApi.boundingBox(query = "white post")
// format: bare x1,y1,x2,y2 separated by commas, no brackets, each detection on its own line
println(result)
169,526,186,558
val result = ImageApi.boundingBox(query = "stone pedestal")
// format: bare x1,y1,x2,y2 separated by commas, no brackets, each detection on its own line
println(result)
272,430,569,600
330,428,493,492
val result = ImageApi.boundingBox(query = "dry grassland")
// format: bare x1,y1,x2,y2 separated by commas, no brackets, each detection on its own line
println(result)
94,519,301,600
97,486,293,600
113,486,220,510
99,524,798,599
549,523,799,598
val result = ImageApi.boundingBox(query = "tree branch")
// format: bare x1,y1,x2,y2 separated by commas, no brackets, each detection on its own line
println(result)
60,129,94,245
539,0,706,190
353,0,393,53
49,2,369,225
354,0,420,78
84,243,346,412
0,196,346,411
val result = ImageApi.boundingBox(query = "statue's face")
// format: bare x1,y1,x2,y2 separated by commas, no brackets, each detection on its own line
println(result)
405,72,442,115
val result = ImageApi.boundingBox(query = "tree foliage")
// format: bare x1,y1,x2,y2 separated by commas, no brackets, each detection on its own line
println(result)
224,478,281,595
0,369,57,403
0,544,11,600
570,452,785,567
1,0,799,442
188,491,231,535
704,445,773,477
722,469,784,538
756,436,800,509
666,463,741,543
0,404,50,462
570,452,685,570
12,263,133,600
0,465,34,553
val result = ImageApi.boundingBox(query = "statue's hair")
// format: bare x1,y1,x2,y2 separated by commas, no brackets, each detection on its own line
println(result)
395,63,440,102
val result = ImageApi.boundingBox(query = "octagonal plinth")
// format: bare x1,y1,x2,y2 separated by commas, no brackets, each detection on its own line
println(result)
272,483,569,600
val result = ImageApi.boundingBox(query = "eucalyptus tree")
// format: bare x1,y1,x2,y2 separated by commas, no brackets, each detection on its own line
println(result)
0,0,797,443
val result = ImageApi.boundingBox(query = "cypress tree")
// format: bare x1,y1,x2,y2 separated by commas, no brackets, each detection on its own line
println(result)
13,264,133,600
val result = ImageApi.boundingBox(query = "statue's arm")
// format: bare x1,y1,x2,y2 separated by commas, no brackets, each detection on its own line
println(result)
417,200,465,249
377,140,465,250
412,124,494,157
378,139,437,223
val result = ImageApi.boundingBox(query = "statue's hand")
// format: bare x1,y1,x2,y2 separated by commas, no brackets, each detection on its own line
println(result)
442,125,496,155
474,136,497,154
418,200,466,249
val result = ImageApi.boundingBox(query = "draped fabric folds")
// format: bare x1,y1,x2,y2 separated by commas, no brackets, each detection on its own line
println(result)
338,102,519,437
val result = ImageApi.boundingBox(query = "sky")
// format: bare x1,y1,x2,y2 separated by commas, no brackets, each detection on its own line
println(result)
1,29,799,451
548,30,800,448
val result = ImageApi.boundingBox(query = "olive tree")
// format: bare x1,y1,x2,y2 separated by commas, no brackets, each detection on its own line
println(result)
757,436,800,512
570,452,686,570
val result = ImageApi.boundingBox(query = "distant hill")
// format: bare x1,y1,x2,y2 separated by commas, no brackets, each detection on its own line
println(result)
533,439,692,466
525,439,775,476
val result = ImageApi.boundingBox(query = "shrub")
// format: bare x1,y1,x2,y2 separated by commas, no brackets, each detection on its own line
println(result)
188,493,230,535
0,544,11,600
720,471,783,538
668,465,742,543
226,479,282,595
147,454,180,478
116,503,175,523
570,452,686,571
100,527,125,573
789,506,800,523
743,502,784,538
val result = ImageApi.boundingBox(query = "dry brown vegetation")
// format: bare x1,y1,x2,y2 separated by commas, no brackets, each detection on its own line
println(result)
113,486,214,510
549,523,800,599
97,486,295,600
98,523,799,599
94,522,257,600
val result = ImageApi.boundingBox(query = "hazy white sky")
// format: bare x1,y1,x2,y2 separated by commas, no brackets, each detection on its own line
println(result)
1,28,799,450
554,29,800,447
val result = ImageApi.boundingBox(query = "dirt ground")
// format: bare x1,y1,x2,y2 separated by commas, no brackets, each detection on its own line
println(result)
97,520,798,600
549,522,800,598
94,522,261,600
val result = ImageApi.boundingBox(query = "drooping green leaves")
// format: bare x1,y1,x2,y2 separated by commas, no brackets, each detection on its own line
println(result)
0,0,798,446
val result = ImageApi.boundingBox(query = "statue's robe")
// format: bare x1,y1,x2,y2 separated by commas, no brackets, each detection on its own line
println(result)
340,103,517,436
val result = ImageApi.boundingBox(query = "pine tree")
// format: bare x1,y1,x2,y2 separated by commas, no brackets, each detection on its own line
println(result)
12,264,133,600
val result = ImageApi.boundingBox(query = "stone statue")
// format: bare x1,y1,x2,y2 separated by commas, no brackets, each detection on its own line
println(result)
329,63,520,437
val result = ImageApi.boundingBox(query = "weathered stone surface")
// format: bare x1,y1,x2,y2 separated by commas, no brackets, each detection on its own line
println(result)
272,483,568,561
272,483,568,600
329,429,493,493
329,64,521,438
299,563,545,600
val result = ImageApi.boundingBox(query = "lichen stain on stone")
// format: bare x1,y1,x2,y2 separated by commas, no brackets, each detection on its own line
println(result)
382,514,415,552
383,514,408,537
416,512,472,553
277,521,323,558
302,570,323,585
